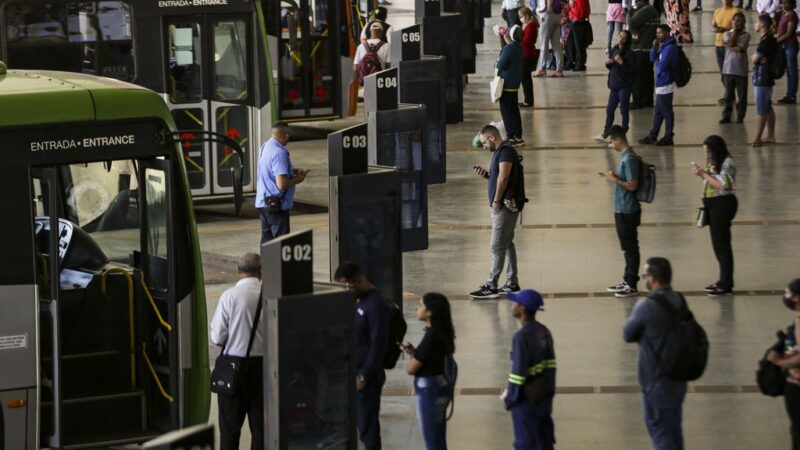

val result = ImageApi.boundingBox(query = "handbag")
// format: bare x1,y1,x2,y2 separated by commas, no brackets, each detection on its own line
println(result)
490,71,504,103
210,296,263,396
756,331,787,397
695,207,707,228
265,191,286,214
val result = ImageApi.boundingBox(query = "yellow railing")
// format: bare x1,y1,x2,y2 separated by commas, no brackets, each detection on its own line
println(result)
142,343,174,403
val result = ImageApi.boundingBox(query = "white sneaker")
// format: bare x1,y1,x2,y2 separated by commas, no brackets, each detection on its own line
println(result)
593,134,609,142
607,281,627,293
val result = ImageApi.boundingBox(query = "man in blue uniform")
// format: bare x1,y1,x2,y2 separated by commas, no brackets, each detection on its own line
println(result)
503,289,556,450
334,261,390,450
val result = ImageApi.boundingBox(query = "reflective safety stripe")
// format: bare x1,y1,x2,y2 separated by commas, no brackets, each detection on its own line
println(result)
526,359,557,377
508,373,526,385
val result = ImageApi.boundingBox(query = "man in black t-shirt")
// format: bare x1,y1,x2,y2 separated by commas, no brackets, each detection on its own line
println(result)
469,124,522,299
752,14,778,146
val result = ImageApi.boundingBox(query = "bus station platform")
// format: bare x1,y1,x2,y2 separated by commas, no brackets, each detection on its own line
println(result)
196,0,800,447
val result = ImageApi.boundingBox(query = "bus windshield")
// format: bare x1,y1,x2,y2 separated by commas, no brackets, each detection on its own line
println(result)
4,1,135,80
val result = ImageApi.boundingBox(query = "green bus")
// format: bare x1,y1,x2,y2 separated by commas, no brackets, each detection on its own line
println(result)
0,0,363,202
0,64,210,449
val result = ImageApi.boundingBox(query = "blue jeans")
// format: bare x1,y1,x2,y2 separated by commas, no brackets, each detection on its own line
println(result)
785,44,798,100
604,86,632,136
641,381,687,450
357,370,385,450
415,375,449,450
258,208,290,244
648,92,674,140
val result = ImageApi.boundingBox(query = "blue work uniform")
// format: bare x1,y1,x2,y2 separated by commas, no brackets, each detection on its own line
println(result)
355,289,390,450
505,321,556,450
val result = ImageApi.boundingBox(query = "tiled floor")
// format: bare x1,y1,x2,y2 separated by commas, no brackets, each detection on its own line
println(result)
198,0,800,447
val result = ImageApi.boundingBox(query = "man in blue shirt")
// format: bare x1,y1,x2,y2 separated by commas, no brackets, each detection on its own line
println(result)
603,125,641,297
255,121,310,243
503,289,556,450
334,261,390,450
623,257,688,450
639,25,680,146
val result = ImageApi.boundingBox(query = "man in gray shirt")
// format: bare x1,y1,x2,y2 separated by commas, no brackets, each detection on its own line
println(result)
623,257,688,450
720,12,750,123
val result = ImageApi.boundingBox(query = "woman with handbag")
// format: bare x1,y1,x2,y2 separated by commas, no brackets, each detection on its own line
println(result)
690,135,737,296
403,293,456,450
767,279,800,450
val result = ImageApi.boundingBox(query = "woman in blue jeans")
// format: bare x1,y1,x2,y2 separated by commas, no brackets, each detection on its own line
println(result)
403,293,456,450
595,30,637,141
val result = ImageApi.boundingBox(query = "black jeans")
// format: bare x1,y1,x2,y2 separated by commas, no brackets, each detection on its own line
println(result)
615,210,641,288
259,208,290,244
499,89,522,139
521,57,536,105
785,382,800,450
570,21,589,69
703,195,737,290
632,50,655,107
722,74,748,121
357,370,386,450
218,357,264,450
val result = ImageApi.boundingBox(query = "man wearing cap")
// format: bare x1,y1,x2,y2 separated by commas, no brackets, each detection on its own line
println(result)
503,289,557,450
360,6,392,44
495,24,525,147
354,22,391,79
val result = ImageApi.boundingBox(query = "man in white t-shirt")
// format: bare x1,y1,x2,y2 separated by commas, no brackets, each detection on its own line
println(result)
354,22,391,82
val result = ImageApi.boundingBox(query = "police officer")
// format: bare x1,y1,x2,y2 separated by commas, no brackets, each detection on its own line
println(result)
334,261,390,450
503,289,556,450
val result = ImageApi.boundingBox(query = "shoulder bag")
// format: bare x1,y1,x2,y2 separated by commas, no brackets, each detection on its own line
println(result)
490,70,504,103
210,296,264,396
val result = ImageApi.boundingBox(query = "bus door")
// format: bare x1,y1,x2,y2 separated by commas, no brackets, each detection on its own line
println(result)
277,0,339,119
164,15,254,196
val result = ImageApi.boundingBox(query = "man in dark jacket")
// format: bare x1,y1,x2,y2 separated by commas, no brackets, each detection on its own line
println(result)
503,289,556,450
496,25,525,146
628,0,660,108
334,262,390,450
639,25,679,146
623,257,688,450
595,30,637,140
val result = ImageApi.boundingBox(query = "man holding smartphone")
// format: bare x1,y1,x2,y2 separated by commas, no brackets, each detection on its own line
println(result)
603,125,641,298
470,124,522,299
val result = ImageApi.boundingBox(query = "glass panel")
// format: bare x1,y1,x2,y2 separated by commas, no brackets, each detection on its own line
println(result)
215,105,252,186
213,20,248,102
380,131,424,229
167,23,203,104
144,168,168,259
308,0,335,110
4,1,135,81
280,0,306,114
171,109,207,190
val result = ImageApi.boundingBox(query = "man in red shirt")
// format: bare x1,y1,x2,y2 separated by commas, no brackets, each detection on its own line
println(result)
569,0,591,71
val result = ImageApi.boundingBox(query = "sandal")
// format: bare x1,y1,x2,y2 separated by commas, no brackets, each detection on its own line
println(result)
751,141,763,147
533,70,547,78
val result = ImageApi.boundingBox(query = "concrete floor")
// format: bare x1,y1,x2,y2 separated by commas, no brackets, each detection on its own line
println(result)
199,0,800,448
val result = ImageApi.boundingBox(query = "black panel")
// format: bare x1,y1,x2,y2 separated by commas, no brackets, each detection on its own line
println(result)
328,123,369,176
131,16,165,91
398,57,447,184
421,14,463,123
331,169,402,308
367,106,428,251
0,166,35,285
442,0,476,74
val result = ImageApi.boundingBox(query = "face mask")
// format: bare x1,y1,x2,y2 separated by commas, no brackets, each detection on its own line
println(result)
783,294,798,311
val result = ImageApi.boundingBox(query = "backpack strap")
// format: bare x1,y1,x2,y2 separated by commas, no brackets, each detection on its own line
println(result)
245,295,264,358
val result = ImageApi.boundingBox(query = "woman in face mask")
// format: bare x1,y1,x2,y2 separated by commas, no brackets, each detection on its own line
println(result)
767,279,800,450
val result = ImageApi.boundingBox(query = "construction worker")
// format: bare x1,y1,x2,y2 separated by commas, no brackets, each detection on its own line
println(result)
502,289,556,450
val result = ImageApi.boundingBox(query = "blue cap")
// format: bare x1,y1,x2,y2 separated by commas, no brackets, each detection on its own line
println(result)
507,289,544,312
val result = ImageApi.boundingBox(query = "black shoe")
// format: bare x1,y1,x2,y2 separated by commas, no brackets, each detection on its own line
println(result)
639,136,657,145
615,284,639,298
629,103,642,110
655,136,674,146
719,117,731,124
735,117,744,123
704,283,718,293
469,285,499,299
519,102,533,108
691,5,702,11
498,284,521,296
707,286,733,297
777,96,796,104
572,66,587,72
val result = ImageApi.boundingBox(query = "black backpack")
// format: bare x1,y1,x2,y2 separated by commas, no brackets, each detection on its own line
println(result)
382,299,407,369
756,330,787,397
674,45,692,88
443,354,458,420
649,293,709,381
502,146,530,213
772,44,787,80
635,156,656,204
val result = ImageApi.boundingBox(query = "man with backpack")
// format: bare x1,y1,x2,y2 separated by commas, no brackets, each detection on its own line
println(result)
470,124,527,299
639,25,680,147
503,289,556,450
334,261,390,450
354,22,391,85
623,257,690,450
603,125,641,298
